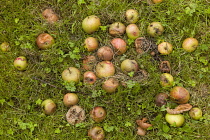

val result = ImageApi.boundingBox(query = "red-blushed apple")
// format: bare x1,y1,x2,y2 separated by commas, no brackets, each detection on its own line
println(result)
125,9,139,24
109,22,126,36
61,67,81,83
82,15,101,34
102,77,119,93
63,93,79,107
90,106,106,123
36,33,55,49
42,8,59,23
160,73,174,87
95,61,115,78
147,22,164,37
111,38,127,55
182,37,199,52
121,59,139,74
14,56,28,71
0,42,10,52
155,93,168,107
83,71,97,85
189,107,202,120
165,113,185,127
88,126,105,140
126,24,140,39
170,86,190,104
66,105,86,125
82,55,97,71
84,37,99,52
152,0,163,4
158,42,173,55
41,99,56,115
97,46,114,61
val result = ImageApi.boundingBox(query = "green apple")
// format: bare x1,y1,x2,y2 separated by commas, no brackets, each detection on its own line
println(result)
82,15,101,34
125,9,139,23
0,42,10,52
121,59,139,74
160,73,174,87
189,107,202,120
62,67,81,83
14,56,28,71
41,99,56,115
147,22,164,37
182,37,198,52
126,24,140,39
165,113,185,127
158,42,173,55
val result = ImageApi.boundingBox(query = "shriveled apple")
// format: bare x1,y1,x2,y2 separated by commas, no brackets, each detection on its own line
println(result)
42,8,59,23
82,55,97,71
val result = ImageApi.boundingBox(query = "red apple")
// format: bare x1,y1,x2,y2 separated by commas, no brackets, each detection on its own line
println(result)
84,37,99,52
83,71,97,85
125,9,139,24
82,55,97,71
95,61,115,78
88,126,105,140
147,22,164,37
41,99,56,115
182,37,199,52
97,46,114,61
90,106,106,123
109,22,126,36
14,56,28,71
160,73,174,87
42,8,59,23
126,24,140,39
102,77,119,93
63,93,79,107
189,107,202,120
170,86,190,104
82,15,101,34
36,33,55,49
121,59,139,74
111,38,127,55
158,42,173,55
0,42,10,52
165,113,185,127
61,67,81,83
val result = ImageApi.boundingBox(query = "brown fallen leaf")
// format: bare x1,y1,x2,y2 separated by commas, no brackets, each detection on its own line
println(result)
167,104,192,114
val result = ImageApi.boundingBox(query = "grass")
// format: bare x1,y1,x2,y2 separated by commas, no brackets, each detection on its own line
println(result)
0,0,209,139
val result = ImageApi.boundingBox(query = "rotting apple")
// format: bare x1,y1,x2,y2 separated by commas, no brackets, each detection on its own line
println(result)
155,93,168,107
82,55,97,71
63,93,79,107
125,9,139,24
84,37,99,52
121,59,139,74
42,8,59,23
111,38,127,55
90,106,106,123
88,126,105,140
147,22,164,37
189,107,202,120
0,42,10,52
66,105,86,125
102,77,119,93
82,15,101,34
36,33,55,49
126,24,140,39
62,67,81,83
158,42,173,55
165,113,185,127
41,99,56,115
170,86,190,104
97,46,114,61
160,73,174,87
14,56,28,71
83,71,97,85
109,22,126,36
95,61,115,78
182,37,199,52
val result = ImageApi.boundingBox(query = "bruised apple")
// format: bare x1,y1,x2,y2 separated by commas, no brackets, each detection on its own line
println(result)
155,93,168,107
41,99,56,115
126,24,140,39
36,33,55,49
0,42,10,52
90,106,106,123
82,15,101,34
109,22,126,36
82,55,97,71
96,61,115,78
125,9,139,23
102,77,119,93
170,86,190,104
88,126,105,140
182,37,199,52
62,67,81,83
84,37,99,52
121,59,139,74
158,42,173,55
97,46,114,61
14,56,28,71
160,73,174,87
63,93,79,107
83,71,97,85
147,22,164,37
111,38,127,55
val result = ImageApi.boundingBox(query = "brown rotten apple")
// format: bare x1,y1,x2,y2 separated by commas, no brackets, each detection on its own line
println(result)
42,8,59,23
155,93,168,107
102,77,119,93
82,15,101,34
95,61,115,78
97,46,114,61
41,99,56,115
90,106,106,123
62,67,81,83
36,33,55,49
83,71,97,85
82,55,97,71
111,38,127,55
170,86,190,104
88,126,105,140
66,105,86,125
109,22,126,36
84,37,99,52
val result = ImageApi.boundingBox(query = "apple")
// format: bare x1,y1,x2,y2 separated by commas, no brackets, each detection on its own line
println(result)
41,99,56,115
95,61,115,78
82,15,101,34
165,113,185,127
66,105,86,125
125,9,139,23
109,22,126,36
155,93,168,107
102,77,119,93
170,86,190,104
160,73,174,87
63,93,79,107
84,37,99,52
126,24,140,39
82,55,97,71
90,106,106,123
147,22,164,37
14,56,28,71
189,107,202,120
0,42,10,52
36,33,55,49
88,126,105,140
158,42,173,55
83,71,97,85
121,59,139,74
182,37,199,52
111,38,127,55
42,8,59,23
152,0,163,4
97,46,114,61
61,67,81,83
